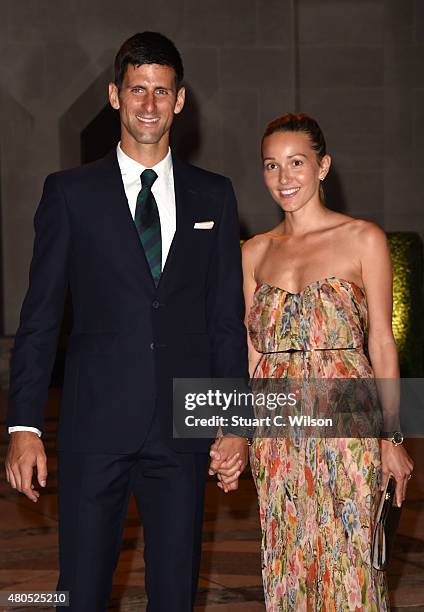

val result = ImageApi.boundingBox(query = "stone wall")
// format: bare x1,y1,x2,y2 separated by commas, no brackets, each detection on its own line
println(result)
0,0,423,334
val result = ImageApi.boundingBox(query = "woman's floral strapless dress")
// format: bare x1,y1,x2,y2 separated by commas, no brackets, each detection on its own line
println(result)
248,277,389,611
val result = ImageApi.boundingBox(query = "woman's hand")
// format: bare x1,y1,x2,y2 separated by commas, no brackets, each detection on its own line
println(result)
216,453,244,492
380,440,414,507
209,436,249,493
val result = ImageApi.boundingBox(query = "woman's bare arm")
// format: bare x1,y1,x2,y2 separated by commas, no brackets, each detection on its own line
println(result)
360,222,413,505
242,238,263,377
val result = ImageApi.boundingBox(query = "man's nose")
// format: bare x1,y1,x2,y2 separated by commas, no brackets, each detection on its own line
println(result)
142,93,156,113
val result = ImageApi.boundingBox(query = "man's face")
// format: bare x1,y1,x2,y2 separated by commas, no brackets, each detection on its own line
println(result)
109,63,185,148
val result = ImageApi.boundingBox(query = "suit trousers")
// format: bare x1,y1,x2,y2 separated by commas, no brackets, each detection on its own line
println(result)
56,415,209,611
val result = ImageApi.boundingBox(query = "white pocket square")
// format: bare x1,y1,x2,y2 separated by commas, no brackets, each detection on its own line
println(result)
194,221,214,229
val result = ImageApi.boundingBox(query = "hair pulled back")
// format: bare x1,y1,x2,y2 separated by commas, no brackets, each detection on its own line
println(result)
262,112,326,160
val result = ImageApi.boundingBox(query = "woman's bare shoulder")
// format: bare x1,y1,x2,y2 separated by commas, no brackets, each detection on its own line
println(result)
241,232,277,275
242,231,275,254
343,218,387,248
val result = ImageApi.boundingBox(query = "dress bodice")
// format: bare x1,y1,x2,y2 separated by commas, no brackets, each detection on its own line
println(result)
248,277,367,354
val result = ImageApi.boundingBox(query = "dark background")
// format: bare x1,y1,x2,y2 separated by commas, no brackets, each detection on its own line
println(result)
0,0,423,336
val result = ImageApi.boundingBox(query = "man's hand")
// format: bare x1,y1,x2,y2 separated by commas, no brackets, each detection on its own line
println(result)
5,432,47,503
209,436,249,493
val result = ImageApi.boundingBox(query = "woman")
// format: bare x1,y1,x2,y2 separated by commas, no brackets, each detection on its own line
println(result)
240,113,413,610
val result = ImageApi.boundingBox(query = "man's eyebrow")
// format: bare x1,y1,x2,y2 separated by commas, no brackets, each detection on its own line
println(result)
127,84,174,91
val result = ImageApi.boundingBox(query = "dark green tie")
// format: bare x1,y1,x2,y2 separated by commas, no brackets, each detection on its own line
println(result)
135,169,162,286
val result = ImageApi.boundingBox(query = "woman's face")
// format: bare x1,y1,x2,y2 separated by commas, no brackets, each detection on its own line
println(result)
262,130,330,213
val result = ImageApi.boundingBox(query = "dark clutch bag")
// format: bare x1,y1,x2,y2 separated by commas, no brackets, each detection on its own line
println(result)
372,475,402,571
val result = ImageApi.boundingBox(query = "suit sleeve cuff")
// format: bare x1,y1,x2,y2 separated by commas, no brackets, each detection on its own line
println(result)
8,426,42,437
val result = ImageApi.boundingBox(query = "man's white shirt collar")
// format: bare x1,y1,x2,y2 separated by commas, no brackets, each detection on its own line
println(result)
116,143,173,184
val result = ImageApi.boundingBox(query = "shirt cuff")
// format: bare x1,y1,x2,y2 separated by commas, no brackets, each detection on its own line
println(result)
8,426,42,437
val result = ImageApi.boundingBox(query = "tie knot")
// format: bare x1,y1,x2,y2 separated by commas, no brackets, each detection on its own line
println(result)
141,168,158,190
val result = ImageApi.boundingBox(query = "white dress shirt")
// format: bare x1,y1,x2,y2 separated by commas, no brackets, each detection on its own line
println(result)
117,143,176,269
9,144,177,437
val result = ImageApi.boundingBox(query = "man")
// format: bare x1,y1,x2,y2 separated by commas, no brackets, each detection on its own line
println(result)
5,32,248,611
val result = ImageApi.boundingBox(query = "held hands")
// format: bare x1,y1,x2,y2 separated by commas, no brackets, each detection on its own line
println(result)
5,432,47,503
208,435,249,493
380,440,414,507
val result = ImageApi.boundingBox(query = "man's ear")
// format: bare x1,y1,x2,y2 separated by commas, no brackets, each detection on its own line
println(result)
174,86,185,115
109,82,120,110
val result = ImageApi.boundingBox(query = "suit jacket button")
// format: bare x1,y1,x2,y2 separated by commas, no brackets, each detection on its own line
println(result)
150,342,155,350
152,300,160,309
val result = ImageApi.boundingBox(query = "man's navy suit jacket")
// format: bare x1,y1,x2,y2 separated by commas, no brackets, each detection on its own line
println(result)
7,150,248,454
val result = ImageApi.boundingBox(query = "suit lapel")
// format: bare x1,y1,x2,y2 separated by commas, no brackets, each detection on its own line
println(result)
96,151,201,293
98,150,156,290
157,156,198,291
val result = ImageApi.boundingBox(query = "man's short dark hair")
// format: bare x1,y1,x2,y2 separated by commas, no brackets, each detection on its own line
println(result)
114,31,184,90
